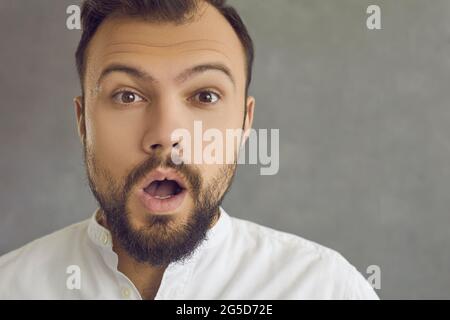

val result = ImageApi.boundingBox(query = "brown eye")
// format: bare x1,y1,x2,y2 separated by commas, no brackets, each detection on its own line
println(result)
194,91,220,104
113,91,144,104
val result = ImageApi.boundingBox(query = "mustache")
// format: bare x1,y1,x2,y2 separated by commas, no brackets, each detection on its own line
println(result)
123,153,203,198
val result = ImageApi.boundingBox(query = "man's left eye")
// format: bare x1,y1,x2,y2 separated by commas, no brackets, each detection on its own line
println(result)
192,91,221,104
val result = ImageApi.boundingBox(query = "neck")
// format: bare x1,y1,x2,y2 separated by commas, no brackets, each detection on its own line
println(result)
96,207,221,300
113,238,167,300
96,210,164,299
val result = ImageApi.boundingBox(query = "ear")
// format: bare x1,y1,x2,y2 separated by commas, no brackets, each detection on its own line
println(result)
241,96,255,147
73,96,86,146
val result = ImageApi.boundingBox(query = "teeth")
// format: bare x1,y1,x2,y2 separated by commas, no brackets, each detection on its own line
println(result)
154,195,172,200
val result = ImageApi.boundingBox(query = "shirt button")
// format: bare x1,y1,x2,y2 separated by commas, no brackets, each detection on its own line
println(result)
121,287,131,299
101,233,109,245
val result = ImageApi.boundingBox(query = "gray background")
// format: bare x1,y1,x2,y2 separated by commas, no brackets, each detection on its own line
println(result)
1,0,449,299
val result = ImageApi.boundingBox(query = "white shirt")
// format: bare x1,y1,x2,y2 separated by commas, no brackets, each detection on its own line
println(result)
0,206,379,299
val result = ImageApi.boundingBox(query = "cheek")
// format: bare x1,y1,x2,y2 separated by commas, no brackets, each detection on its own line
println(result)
197,163,222,186
86,111,142,177
199,161,235,183
197,93,246,127
214,106,245,127
202,123,243,163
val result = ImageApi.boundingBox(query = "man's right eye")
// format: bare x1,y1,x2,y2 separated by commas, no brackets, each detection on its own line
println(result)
112,91,145,104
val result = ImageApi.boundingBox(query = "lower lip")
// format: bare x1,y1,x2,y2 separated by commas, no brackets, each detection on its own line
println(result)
137,188,187,214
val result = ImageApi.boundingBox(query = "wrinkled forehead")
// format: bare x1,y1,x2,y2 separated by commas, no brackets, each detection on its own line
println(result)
84,4,247,92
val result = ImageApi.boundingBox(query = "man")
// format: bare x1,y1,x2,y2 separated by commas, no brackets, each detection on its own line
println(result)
0,0,378,299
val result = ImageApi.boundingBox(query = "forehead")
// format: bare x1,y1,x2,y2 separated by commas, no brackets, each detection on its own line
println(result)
84,4,247,89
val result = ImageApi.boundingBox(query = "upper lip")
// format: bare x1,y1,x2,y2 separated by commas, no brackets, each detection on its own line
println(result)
139,168,187,191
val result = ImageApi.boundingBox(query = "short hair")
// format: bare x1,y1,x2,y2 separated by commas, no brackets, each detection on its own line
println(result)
75,0,254,98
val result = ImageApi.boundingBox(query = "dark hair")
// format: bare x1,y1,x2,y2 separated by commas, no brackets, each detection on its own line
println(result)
75,0,254,98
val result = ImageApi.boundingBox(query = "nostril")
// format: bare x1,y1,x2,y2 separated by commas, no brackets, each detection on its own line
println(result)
151,144,162,150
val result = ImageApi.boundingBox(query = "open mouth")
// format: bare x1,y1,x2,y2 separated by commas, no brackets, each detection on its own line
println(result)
137,168,188,213
143,178,184,200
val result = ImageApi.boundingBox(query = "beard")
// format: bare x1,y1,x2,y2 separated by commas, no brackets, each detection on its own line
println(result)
83,144,237,267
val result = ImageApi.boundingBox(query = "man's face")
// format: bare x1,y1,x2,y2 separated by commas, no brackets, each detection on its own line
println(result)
74,4,255,266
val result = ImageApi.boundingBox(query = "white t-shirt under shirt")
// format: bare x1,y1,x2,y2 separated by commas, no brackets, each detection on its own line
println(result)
0,206,379,299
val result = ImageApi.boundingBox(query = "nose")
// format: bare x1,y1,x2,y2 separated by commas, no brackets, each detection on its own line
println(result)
141,97,185,157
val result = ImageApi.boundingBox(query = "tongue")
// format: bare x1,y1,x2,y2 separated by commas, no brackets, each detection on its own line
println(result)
145,179,179,197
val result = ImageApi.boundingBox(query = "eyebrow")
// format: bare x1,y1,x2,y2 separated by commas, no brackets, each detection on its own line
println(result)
96,62,236,88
